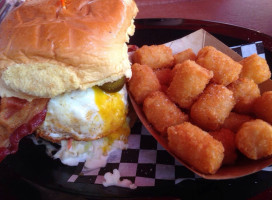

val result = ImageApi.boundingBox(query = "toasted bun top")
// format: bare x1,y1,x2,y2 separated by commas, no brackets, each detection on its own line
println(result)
0,0,138,100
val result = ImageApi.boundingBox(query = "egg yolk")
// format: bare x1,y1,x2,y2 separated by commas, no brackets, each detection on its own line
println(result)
93,86,130,153
93,86,128,138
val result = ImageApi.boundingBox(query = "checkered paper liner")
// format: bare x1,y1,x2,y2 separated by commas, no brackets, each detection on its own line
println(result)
67,41,272,187
68,121,197,186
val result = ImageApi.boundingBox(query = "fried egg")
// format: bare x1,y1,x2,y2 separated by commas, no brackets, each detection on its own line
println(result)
34,86,130,168
38,86,129,142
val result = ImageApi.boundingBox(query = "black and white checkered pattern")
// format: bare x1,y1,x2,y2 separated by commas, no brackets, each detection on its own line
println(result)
67,41,270,187
68,121,196,186
231,41,265,58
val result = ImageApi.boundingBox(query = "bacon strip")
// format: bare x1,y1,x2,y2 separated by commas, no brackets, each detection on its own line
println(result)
0,97,49,162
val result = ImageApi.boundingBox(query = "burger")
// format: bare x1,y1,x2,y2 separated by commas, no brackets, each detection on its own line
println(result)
0,0,138,168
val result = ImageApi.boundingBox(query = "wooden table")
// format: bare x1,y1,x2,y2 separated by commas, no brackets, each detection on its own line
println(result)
135,0,272,37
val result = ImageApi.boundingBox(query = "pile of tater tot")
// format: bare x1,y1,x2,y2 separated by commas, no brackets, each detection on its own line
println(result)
128,44,272,174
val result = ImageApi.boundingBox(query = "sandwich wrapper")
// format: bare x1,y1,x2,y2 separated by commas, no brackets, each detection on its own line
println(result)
67,29,272,187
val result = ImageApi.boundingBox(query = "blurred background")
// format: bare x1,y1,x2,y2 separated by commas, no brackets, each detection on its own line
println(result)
135,0,272,36
1,0,272,36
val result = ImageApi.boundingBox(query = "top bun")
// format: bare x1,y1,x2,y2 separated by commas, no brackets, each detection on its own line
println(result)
0,0,138,100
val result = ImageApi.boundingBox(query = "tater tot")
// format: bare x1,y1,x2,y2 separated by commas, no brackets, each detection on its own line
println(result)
167,60,213,109
128,63,160,104
133,45,174,69
143,91,188,136
154,68,172,87
174,48,196,64
239,53,271,84
160,84,168,94
190,84,235,131
253,91,272,124
168,122,224,174
227,78,260,114
210,128,237,165
196,46,242,86
222,112,253,133
170,63,182,79
236,119,272,160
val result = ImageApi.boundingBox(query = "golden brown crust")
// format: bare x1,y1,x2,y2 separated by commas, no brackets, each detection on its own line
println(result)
0,0,138,99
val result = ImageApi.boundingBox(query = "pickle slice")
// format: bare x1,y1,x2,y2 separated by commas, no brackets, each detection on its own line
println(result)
99,76,126,93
